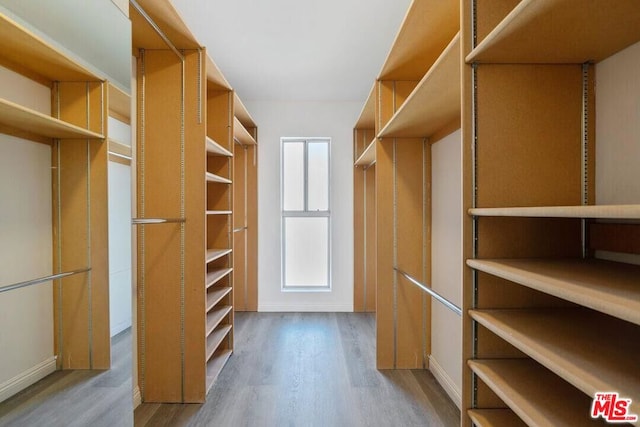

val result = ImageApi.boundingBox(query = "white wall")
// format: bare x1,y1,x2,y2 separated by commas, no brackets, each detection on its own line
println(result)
595,40,640,266
246,100,360,311
430,129,462,408
0,66,56,402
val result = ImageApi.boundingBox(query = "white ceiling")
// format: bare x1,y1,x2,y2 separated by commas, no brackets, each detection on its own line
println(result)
171,0,412,102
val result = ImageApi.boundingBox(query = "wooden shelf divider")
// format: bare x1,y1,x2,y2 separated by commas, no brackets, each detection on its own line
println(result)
206,306,232,336
206,325,232,361
206,349,233,391
206,249,232,264
469,359,604,426
467,258,640,326
206,287,233,312
206,268,233,289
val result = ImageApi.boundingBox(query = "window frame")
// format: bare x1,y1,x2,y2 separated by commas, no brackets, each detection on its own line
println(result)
280,137,331,291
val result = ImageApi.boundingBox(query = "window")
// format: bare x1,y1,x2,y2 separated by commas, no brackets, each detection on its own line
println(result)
281,138,330,290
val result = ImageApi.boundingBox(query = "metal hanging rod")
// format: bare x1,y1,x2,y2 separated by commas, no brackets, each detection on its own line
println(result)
0,268,91,294
130,0,184,60
233,226,248,233
132,218,186,225
394,267,462,316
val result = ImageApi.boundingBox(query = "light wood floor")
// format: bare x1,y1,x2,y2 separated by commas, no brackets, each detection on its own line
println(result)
136,312,460,427
0,329,133,427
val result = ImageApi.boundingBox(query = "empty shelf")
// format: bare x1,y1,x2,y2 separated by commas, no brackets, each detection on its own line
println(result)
469,204,640,219
354,84,375,129
469,359,603,426
467,0,640,64
206,306,232,336
233,117,256,146
0,12,101,82
0,98,105,140
233,93,256,129
206,136,233,157
467,258,640,326
206,210,232,215
354,139,376,167
206,349,232,392
470,308,640,418
108,83,131,122
206,324,232,361
378,0,459,80
378,33,461,139
468,409,527,427
206,268,233,289
206,172,232,184
206,249,232,263
206,286,232,311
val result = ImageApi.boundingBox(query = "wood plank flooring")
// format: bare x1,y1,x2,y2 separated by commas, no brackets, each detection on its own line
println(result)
136,313,460,427
0,329,133,427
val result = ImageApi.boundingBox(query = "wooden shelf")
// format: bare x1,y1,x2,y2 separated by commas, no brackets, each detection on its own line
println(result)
0,12,101,82
206,349,232,392
206,136,233,157
233,93,256,129
378,0,459,80
131,0,200,51
470,308,640,417
233,117,256,146
206,325,232,361
206,268,233,289
206,287,232,312
206,172,232,184
467,258,640,326
354,139,376,167
469,359,602,426
467,0,640,64
354,84,375,129
468,409,527,427
0,98,105,140
206,210,232,216
206,306,232,336
108,83,131,123
378,33,460,139
206,249,232,263
469,204,640,219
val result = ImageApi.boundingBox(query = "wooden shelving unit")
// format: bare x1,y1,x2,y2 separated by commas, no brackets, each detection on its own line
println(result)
461,1,640,426
132,0,257,403
354,139,376,167
0,10,112,372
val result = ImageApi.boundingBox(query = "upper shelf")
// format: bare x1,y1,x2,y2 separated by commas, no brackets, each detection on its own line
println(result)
469,204,640,219
0,97,104,140
0,12,101,83
108,83,131,123
467,258,640,326
467,0,640,64
378,34,460,139
206,55,232,92
131,0,200,51
233,117,256,146
206,172,232,185
378,0,459,80
354,139,376,167
234,93,256,129
470,308,640,419
206,136,233,157
354,84,375,130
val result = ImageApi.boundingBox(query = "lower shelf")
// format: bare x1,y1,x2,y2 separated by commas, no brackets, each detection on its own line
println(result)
206,324,232,361
206,349,232,393
206,306,232,336
469,359,603,426
468,409,526,427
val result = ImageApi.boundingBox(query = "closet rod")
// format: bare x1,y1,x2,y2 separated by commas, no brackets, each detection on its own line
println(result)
394,267,462,316
0,268,91,294
129,0,184,60
132,218,186,224
233,226,248,233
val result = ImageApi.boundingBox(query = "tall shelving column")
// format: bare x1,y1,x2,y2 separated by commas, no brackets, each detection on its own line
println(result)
461,1,640,426
0,11,111,370
233,95,259,312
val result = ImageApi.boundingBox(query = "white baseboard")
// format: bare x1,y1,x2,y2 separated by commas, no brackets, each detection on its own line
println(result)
429,355,462,410
133,385,142,408
0,357,57,403
258,303,352,312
